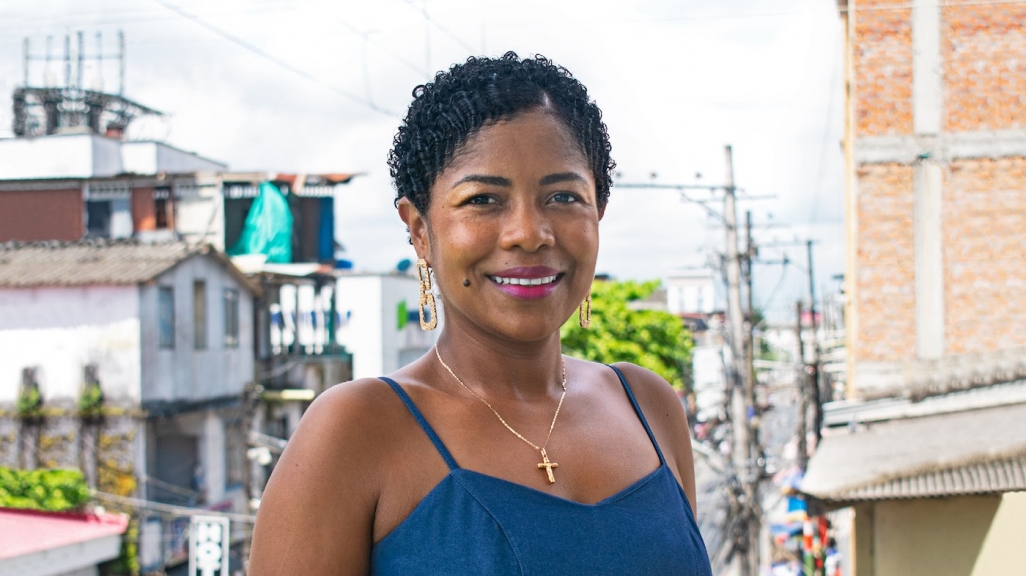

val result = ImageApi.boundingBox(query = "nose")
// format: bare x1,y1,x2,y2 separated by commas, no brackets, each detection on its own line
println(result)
499,200,554,253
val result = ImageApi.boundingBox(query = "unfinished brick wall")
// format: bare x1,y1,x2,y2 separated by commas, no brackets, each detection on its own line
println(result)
944,157,1026,354
943,4,1026,132
854,1,913,136
852,2,1026,377
855,163,917,362
0,189,83,242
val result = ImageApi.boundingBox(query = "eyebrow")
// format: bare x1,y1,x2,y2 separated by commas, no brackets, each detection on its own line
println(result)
539,172,586,186
452,175,511,189
451,172,586,189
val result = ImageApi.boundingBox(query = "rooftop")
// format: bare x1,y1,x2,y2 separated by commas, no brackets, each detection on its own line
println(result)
0,507,127,566
0,240,257,292
802,383,1026,505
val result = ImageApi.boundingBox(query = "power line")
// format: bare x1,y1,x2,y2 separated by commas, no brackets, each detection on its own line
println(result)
146,0,395,116
396,0,478,55
93,490,258,523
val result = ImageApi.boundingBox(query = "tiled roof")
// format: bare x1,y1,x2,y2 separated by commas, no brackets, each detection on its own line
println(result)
0,240,204,287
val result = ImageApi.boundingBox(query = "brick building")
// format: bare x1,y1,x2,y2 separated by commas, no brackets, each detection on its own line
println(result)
841,0,1026,398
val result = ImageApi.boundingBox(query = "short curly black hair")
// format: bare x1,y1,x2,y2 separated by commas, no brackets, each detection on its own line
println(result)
389,52,615,215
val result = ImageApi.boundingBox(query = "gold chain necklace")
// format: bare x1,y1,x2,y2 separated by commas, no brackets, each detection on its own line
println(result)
434,345,567,483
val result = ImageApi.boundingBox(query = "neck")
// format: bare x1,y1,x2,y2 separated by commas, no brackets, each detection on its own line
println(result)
433,323,565,401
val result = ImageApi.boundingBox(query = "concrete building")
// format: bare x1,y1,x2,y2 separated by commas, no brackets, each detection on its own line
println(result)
334,273,438,380
666,268,717,316
800,4,1026,574
803,381,1026,576
0,240,258,572
839,0,1026,399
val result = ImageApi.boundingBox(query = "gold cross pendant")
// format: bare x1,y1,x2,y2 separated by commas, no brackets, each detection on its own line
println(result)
537,448,558,484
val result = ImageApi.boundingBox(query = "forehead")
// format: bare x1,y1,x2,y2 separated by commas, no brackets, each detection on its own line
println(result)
444,109,588,174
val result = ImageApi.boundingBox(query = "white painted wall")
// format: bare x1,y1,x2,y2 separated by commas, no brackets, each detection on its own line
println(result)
0,286,141,403
335,274,434,380
0,135,227,181
139,254,255,403
667,270,716,315
0,135,102,179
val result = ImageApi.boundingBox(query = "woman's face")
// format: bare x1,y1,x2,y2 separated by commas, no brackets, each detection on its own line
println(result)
400,109,603,343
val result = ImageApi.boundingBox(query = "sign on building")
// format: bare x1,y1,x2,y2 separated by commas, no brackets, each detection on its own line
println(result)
189,515,230,576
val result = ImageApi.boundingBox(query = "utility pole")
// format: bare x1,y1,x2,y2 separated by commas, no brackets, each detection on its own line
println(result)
744,211,758,449
795,301,808,469
723,146,760,574
806,240,823,444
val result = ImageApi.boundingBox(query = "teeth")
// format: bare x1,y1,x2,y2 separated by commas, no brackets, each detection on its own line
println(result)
490,274,558,286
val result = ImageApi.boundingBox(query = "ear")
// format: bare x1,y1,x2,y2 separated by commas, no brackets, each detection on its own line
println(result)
597,202,606,221
397,197,431,260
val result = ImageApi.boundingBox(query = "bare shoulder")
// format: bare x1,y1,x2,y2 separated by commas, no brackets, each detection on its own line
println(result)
609,362,688,427
609,362,699,514
249,377,406,576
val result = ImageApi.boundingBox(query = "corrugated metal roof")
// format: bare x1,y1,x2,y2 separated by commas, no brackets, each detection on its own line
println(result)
802,401,1026,504
0,240,204,287
821,454,1026,503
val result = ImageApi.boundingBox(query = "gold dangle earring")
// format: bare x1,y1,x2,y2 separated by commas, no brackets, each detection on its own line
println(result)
417,258,438,331
579,293,591,329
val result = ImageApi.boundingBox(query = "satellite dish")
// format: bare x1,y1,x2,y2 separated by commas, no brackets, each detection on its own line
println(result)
396,258,412,273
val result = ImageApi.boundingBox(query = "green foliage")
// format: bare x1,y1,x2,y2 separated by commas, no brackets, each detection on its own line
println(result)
79,381,104,419
104,516,140,575
0,467,91,512
561,279,694,391
16,385,42,419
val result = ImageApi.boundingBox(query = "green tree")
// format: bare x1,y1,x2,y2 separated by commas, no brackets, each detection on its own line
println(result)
0,467,90,512
561,280,694,391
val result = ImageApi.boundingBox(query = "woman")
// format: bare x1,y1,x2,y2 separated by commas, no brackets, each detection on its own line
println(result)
250,53,712,575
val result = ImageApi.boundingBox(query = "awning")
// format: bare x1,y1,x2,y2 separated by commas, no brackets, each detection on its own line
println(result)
0,508,128,576
801,401,1026,504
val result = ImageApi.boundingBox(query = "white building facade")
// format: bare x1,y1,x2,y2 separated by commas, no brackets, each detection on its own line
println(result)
0,240,257,573
334,274,438,380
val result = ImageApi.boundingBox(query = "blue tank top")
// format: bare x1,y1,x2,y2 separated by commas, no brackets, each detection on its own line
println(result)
371,366,713,576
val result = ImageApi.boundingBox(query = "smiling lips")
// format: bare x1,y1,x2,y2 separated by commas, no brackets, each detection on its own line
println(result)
489,274,560,286
486,268,563,299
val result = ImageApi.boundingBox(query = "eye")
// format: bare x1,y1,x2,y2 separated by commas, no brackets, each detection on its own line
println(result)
550,192,581,204
464,194,497,206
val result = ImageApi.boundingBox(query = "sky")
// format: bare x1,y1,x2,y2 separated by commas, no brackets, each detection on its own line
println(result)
0,0,847,322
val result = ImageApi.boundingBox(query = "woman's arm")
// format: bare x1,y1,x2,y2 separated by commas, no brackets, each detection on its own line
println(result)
248,379,388,576
610,363,699,517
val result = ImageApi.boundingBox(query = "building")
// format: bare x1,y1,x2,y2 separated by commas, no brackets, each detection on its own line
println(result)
334,273,438,380
799,3,1026,574
839,0,1026,399
0,240,259,571
666,268,717,316
802,381,1026,576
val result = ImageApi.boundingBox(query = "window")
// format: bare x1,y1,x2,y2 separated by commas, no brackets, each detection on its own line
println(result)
224,289,240,348
86,200,112,238
194,281,207,350
159,287,175,348
154,187,171,229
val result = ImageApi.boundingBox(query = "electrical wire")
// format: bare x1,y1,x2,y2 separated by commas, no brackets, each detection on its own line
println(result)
146,0,396,116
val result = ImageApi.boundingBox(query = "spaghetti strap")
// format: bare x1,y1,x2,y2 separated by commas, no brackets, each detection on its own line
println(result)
607,365,667,466
379,377,460,471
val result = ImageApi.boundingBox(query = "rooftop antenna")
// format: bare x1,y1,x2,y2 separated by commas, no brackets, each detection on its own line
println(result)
76,31,84,89
44,35,52,87
22,38,29,86
95,32,104,91
119,30,125,96
64,34,70,89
